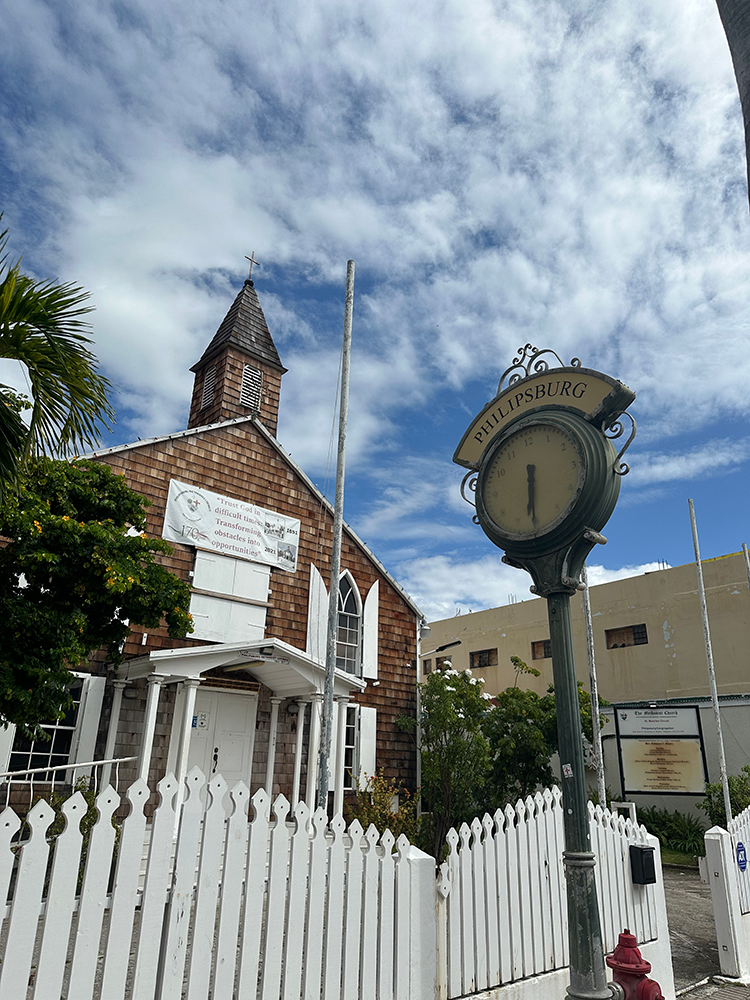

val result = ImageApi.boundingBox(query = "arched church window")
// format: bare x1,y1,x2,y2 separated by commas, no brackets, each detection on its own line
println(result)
337,574,361,675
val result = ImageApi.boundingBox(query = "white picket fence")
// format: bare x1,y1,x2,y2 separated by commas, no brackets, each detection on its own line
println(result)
705,801,750,983
0,769,673,1000
436,787,667,999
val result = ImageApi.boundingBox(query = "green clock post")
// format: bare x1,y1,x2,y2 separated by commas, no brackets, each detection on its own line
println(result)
454,345,636,1000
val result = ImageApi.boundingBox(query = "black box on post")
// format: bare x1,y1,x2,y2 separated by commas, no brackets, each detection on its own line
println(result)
629,844,657,884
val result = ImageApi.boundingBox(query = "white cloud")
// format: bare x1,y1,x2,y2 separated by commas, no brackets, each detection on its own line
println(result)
3,0,750,597
626,439,750,487
396,553,539,621
584,562,670,588
398,553,669,621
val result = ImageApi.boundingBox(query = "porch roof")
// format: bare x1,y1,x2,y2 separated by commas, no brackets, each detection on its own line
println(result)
119,638,367,698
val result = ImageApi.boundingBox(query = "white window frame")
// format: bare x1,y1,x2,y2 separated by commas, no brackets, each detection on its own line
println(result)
342,703,377,791
337,571,363,676
2,672,105,781
343,704,359,791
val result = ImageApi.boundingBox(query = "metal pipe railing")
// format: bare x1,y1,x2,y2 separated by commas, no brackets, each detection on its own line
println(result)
0,756,137,780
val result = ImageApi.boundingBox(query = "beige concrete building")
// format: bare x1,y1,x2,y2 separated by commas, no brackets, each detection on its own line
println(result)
425,552,750,813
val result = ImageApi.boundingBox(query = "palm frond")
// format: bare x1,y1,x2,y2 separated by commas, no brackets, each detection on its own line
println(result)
0,220,115,476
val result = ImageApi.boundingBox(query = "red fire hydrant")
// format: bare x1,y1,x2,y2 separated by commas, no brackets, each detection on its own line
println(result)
606,930,665,1000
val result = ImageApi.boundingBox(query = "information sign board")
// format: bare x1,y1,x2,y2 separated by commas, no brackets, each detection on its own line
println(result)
620,737,706,794
616,707,701,738
615,705,707,795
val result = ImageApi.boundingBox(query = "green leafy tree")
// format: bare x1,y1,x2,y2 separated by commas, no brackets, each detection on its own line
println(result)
481,656,598,811
481,685,559,809
700,765,750,827
399,667,491,859
0,220,114,494
0,457,193,735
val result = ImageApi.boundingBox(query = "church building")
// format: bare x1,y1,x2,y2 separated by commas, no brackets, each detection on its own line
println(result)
0,276,422,811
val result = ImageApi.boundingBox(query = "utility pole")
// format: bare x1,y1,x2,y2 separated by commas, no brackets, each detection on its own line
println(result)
317,260,355,810
582,563,607,809
689,499,732,826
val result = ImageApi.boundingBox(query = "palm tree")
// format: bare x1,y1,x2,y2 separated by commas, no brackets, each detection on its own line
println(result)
0,219,114,493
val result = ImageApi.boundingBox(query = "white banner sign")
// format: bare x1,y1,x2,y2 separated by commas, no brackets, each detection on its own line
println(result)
616,706,700,738
162,479,300,572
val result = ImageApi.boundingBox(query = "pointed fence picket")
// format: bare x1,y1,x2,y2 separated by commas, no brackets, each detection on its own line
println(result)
0,769,667,1000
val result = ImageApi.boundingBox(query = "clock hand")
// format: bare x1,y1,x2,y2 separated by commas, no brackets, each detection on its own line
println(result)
527,464,536,525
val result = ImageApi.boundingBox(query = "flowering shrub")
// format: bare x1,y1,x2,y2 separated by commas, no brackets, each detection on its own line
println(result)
345,769,420,844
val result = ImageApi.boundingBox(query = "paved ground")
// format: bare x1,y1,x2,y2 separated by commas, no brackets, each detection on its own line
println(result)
662,866,748,998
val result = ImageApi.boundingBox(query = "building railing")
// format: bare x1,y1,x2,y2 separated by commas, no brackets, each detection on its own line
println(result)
0,756,137,804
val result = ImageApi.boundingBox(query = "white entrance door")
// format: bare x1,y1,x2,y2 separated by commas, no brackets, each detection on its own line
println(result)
187,689,258,785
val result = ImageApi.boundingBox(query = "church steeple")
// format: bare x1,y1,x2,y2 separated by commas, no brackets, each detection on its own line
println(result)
187,279,287,436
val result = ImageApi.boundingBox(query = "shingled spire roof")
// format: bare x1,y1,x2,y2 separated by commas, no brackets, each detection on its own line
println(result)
190,279,287,374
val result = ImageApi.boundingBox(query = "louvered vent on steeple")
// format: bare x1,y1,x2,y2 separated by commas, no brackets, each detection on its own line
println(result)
240,365,263,410
201,366,217,409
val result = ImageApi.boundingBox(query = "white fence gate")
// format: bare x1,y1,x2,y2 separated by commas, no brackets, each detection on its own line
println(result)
705,802,750,983
0,769,673,1000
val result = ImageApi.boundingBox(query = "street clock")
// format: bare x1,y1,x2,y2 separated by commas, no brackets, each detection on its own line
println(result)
455,345,635,597
454,343,637,1000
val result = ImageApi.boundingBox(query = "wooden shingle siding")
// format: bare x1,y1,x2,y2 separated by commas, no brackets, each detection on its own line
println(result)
91,418,418,797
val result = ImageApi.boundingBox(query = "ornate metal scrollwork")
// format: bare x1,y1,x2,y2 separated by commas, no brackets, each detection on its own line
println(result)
498,344,581,393
460,471,477,507
604,411,636,476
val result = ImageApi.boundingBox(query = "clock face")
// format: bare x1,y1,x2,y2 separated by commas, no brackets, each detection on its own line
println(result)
480,422,583,537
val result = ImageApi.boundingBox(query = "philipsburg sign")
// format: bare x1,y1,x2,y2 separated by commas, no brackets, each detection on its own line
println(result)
455,344,636,1000
455,367,634,470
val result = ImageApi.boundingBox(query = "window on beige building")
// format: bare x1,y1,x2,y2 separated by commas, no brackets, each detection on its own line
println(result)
422,658,433,674
532,639,552,660
470,648,498,669
605,623,648,649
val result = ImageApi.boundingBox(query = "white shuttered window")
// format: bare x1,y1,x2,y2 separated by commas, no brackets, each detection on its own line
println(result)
190,551,270,643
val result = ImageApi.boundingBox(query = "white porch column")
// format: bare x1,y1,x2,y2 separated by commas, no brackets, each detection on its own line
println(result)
137,674,166,783
265,697,282,795
244,694,259,791
174,679,201,787
100,680,128,789
291,699,309,809
333,697,349,817
165,682,187,777
306,694,322,809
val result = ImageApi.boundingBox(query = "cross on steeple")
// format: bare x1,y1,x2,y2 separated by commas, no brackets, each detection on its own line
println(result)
244,251,261,279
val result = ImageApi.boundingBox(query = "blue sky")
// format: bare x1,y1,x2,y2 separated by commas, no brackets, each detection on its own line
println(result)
2,0,750,619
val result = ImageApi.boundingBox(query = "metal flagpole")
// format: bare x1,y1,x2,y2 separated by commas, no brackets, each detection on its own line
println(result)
743,543,750,591
689,499,732,826
317,260,355,810
581,563,607,809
